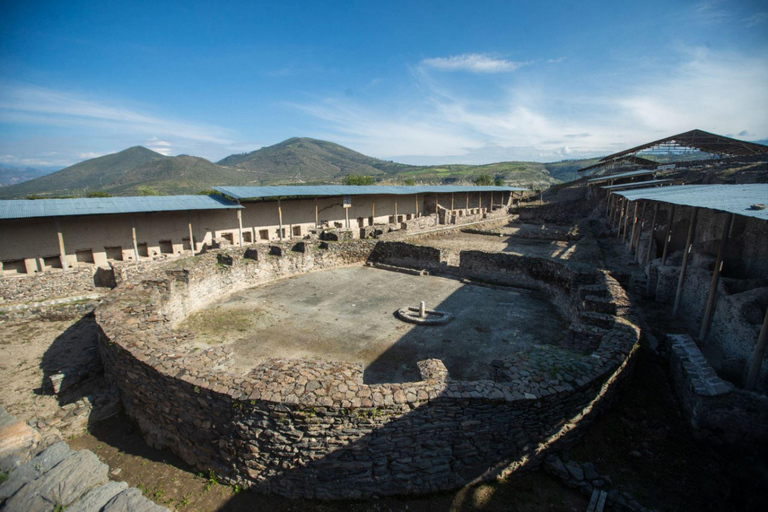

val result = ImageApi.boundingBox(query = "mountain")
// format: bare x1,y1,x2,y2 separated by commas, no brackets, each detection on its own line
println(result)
0,146,165,198
0,138,598,199
0,166,60,187
218,137,411,183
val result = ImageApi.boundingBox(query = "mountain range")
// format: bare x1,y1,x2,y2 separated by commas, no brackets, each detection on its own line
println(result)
0,137,598,199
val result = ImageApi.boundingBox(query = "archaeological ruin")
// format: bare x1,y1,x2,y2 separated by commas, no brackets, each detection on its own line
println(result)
2,130,768,510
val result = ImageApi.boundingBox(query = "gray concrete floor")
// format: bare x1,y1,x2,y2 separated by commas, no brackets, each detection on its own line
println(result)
180,266,569,383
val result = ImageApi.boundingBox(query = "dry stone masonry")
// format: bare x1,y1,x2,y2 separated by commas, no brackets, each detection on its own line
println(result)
96,239,641,499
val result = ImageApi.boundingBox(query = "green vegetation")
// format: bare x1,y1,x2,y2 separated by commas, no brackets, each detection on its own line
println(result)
136,185,161,196
474,174,493,185
494,177,505,186
342,174,374,185
0,137,601,199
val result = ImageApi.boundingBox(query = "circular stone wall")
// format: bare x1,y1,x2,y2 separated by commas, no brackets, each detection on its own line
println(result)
96,240,640,499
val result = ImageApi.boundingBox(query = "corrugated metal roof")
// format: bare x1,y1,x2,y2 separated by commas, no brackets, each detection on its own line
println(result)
0,195,242,220
588,169,656,183
601,179,674,190
614,184,768,221
213,185,528,200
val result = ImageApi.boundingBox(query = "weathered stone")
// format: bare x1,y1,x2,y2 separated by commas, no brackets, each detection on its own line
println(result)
565,461,584,481
103,488,170,512
67,481,129,512
0,442,73,501
4,450,108,511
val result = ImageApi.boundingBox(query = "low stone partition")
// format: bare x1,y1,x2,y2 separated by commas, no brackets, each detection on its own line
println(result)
369,241,442,271
96,240,641,499
668,334,768,445
0,266,98,305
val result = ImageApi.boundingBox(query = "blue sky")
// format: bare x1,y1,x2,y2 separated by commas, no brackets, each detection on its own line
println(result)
1,0,767,168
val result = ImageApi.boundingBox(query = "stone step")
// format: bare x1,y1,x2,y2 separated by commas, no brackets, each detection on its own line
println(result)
586,488,607,512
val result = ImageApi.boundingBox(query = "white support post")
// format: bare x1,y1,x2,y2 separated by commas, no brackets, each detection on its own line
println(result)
54,218,67,270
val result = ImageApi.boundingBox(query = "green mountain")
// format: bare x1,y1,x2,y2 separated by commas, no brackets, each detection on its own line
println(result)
0,138,598,199
218,137,411,183
0,146,166,198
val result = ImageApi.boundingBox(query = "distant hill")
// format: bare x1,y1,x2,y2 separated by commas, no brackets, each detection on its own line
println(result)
218,137,411,183
0,147,165,198
0,147,256,198
0,166,59,187
0,138,599,199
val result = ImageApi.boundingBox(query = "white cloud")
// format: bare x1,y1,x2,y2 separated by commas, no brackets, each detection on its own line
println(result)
0,83,235,146
77,151,105,159
690,1,731,24
294,47,768,164
743,12,768,27
421,53,525,73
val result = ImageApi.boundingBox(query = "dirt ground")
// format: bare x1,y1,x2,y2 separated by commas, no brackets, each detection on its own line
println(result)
179,266,570,383
3,223,768,511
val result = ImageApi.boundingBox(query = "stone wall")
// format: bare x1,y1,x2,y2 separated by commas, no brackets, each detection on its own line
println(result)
668,334,768,445
368,241,442,271
96,241,640,499
0,267,98,305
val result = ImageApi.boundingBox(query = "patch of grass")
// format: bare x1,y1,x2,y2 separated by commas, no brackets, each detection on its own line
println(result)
0,470,8,484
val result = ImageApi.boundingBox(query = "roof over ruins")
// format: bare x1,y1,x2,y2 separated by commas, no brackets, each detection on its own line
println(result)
0,194,242,220
213,185,528,201
587,169,656,184
613,184,768,221
579,130,768,176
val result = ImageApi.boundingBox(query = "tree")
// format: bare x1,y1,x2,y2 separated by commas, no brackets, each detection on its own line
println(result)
473,174,493,186
403,178,415,186
86,191,113,198
342,174,374,185
494,177,505,186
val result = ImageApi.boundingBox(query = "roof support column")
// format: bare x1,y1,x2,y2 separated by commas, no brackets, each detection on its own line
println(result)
345,200,350,229
632,201,647,256
415,194,419,217
622,201,633,243
187,211,195,254
466,192,469,210
629,201,640,248
491,190,494,211
315,197,319,228
699,213,734,342
746,306,768,390
616,198,626,235
237,208,244,247
277,198,284,241
673,207,698,317
645,203,660,268
394,197,398,224
661,204,676,266
451,193,454,211
371,197,375,225
130,214,139,269
54,218,68,270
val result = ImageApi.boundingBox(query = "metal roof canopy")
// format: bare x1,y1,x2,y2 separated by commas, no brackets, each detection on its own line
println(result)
599,129,768,163
578,155,659,174
614,184,768,221
601,179,674,190
213,185,528,200
588,169,656,183
0,195,242,220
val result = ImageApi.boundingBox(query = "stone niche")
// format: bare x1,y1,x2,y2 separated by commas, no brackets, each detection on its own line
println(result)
96,240,640,499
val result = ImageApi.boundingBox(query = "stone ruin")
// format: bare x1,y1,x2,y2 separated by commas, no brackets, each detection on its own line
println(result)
95,238,641,499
